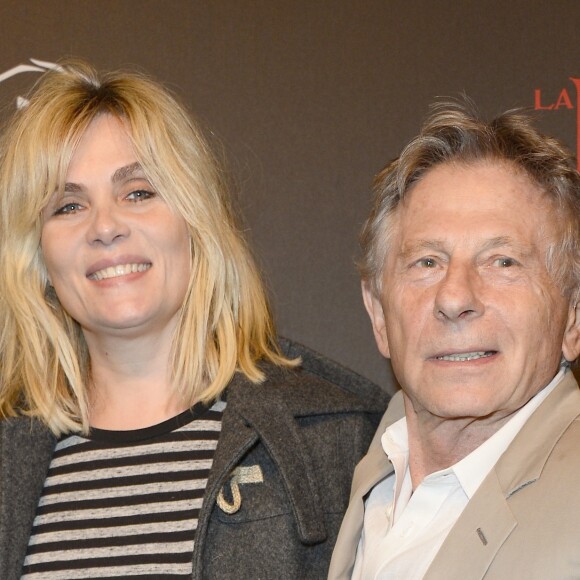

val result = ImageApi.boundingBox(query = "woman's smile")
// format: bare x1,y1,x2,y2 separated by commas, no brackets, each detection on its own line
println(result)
41,114,191,338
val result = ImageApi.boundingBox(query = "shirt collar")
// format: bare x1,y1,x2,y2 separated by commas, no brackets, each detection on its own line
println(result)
381,368,567,498
454,367,565,497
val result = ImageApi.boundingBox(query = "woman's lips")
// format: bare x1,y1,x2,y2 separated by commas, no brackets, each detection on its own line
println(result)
88,262,151,281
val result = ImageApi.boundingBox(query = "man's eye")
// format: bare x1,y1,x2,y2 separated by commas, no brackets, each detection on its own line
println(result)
126,189,155,202
494,257,517,268
53,202,82,216
417,257,437,268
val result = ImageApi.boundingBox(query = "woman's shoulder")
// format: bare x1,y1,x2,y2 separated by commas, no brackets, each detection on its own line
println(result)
0,415,56,454
228,338,390,417
279,337,389,408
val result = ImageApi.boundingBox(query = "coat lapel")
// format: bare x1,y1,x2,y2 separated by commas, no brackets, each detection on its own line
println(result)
193,366,379,577
0,417,55,580
191,381,260,578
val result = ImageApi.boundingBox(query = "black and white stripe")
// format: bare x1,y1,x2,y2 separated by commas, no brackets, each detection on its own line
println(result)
22,400,225,579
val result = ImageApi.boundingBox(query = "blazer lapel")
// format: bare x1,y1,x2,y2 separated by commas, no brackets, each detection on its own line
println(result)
328,390,405,580
425,469,516,579
0,417,55,580
425,371,580,579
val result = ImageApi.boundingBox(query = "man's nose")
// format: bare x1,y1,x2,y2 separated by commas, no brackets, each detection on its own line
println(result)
86,204,130,245
433,261,484,322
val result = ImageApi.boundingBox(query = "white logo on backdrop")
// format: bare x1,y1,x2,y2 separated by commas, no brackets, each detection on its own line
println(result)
0,58,60,108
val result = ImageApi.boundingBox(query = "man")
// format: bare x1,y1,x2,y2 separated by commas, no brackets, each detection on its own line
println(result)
329,102,580,579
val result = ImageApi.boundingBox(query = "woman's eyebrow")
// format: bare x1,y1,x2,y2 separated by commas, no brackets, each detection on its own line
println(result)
63,162,145,192
111,161,144,183
63,182,83,193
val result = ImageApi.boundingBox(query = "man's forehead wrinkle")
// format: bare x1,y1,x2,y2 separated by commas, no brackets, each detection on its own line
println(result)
479,236,521,252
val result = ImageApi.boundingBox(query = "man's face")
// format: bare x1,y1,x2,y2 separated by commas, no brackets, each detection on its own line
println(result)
363,161,580,422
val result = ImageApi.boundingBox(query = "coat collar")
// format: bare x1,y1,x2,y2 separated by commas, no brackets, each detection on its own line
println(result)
226,366,382,539
192,364,385,577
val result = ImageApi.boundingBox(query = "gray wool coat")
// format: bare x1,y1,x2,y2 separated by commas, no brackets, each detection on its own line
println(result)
0,339,389,579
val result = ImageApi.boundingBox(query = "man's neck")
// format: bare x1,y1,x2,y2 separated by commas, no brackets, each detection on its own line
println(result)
403,396,514,490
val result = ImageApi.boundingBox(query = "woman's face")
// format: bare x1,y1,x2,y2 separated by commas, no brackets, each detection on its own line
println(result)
41,114,192,343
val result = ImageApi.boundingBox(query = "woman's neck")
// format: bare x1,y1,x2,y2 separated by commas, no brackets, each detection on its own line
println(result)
84,330,188,430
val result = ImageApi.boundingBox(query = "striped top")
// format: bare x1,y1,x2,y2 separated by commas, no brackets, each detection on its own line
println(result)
21,400,226,579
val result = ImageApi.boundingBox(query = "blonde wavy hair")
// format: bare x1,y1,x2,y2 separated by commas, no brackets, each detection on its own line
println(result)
0,60,294,435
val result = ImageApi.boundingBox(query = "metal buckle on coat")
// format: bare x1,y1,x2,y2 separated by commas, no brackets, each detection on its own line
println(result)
216,464,264,514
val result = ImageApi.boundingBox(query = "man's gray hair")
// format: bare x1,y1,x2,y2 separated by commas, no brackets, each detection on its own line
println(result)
359,100,580,305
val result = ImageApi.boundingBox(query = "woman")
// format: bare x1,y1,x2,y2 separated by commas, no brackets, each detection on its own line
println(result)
0,61,387,579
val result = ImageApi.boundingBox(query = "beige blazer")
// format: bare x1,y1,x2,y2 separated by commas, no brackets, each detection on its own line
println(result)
329,370,580,579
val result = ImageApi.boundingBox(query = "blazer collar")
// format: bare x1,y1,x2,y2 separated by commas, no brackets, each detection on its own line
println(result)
426,371,580,579
496,371,580,495
350,388,404,499
331,372,580,580
350,371,580,501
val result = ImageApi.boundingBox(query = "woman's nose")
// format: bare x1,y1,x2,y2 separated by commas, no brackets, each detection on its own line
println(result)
86,203,130,245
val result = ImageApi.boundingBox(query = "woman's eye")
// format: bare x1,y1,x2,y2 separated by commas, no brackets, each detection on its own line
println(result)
53,202,82,216
126,189,155,202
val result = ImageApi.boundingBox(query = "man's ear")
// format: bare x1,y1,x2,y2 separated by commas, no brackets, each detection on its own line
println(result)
562,300,580,363
361,279,390,359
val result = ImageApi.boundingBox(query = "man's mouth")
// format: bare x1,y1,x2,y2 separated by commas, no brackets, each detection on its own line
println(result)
435,351,496,362
89,263,151,281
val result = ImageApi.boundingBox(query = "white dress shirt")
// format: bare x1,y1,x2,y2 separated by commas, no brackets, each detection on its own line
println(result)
352,369,565,580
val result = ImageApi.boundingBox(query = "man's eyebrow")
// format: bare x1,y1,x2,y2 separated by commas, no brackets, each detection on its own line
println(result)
398,239,447,259
398,236,519,259
111,162,145,183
